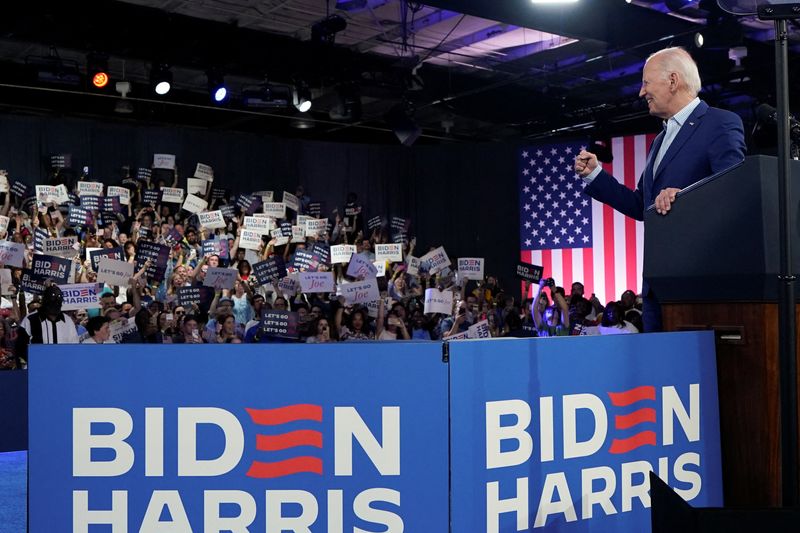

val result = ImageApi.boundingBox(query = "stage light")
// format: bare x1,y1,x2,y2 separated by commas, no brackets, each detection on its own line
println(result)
294,84,312,112
151,64,172,95
241,83,292,108
114,81,134,114
207,71,228,103
87,53,110,89
694,32,704,48
311,14,347,43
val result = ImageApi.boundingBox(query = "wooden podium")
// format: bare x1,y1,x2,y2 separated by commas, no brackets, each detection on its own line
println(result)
645,156,800,507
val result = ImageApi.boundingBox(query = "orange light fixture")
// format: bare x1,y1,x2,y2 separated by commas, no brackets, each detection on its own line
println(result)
92,72,109,88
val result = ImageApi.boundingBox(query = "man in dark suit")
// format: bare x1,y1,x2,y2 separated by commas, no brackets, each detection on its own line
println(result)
574,47,746,332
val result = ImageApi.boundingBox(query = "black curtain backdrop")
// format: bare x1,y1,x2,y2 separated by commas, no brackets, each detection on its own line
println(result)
0,113,521,293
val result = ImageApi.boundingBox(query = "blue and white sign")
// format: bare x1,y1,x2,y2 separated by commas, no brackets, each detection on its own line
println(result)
29,343,449,532
448,333,722,533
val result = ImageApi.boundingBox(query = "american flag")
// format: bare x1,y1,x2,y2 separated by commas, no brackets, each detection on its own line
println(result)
519,135,656,305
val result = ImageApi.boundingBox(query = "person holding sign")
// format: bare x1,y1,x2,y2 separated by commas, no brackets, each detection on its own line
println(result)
531,277,569,337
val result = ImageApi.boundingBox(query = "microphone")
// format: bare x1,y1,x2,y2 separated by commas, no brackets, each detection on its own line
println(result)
756,103,800,143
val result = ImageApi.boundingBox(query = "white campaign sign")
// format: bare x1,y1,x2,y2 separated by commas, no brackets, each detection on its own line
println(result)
263,202,286,219
0,269,12,295
330,244,356,265
375,243,403,263
278,274,299,297
198,210,226,230
291,225,306,243
107,186,131,205
153,153,176,169
424,288,454,315
96,258,134,288
298,271,335,293
305,218,328,237
239,229,263,251
253,191,274,202
181,194,208,214
59,283,102,311
194,163,214,181
421,246,451,275
406,255,420,276
203,267,237,290
467,319,491,339
35,185,56,204
187,178,208,196
0,215,9,234
0,175,8,193
43,236,78,258
161,187,185,204
0,241,25,268
458,257,485,281
340,278,380,304
373,260,386,277
282,191,300,212
346,254,378,279
53,184,70,205
244,216,273,235
270,228,289,247
77,181,104,197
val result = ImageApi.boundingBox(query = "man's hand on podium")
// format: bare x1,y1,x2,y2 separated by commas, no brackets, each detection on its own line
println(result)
654,187,681,215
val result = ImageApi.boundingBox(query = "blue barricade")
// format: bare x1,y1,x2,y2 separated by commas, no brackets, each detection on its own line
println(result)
28,343,450,532
449,332,722,532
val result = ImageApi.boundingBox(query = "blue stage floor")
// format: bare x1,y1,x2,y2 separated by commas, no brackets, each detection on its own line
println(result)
0,451,26,533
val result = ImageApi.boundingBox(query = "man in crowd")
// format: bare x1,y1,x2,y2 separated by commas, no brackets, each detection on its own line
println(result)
574,46,745,331
81,316,112,344
19,284,80,345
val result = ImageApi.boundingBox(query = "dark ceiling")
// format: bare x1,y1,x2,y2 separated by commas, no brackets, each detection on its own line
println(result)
0,0,797,145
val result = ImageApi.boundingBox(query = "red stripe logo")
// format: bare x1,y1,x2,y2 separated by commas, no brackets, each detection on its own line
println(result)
607,386,657,454
245,404,323,478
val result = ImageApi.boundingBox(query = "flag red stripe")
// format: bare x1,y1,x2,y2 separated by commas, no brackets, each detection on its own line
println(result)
623,136,638,294
256,430,323,451
615,407,657,430
602,156,616,302
608,431,657,454
562,248,573,291
542,249,552,282
608,385,656,406
246,457,323,478
583,247,594,300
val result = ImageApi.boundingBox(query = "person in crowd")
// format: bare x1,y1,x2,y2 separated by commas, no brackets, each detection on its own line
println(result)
574,46,746,331
19,284,79,345
173,315,205,344
306,316,335,343
82,316,112,344
531,278,569,337
597,301,640,335
335,303,374,341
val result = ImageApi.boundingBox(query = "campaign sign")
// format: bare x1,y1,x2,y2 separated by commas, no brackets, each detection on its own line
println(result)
198,210,226,230
31,254,71,285
135,241,170,283
142,189,162,205
68,206,92,227
299,271,335,293
77,181,104,197
239,229,263,251
43,236,78,258
305,218,327,237
110,318,140,344
253,257,287,285
307,201,323,218
421,246,451,275
0,241,25,267
35,185,56,203
59,283,102,311
270,228,290,247
201,239,229,261
458,258,485,281
346,254,378,279
375,244,403,263
181,193,207,214
340,278,379,305
29,343,449,531
161,187,185,204
79,195,100,211
187,178,208,195
54,184,71,204
20,269,46,295
309,243,330,265
367,215,384,231
257,310,300,340
90,247,124,272
203,267,237,290
263,202,286,220
423,288,454,315
194,162,214,181
390,216,409,233
448,333,723,533
253,190,273,202
244,216,273,235
212,187,227,201
282,190,300,212
11,179,29,198
406,256,420,276
96,258,134,288
107,186,131,205
373,261,386,277
100,196,121,214
278,274,299,297
331,245,356,265
467,319,491,339
516,261,544,283
236,195,262,216
153,153,176,169
164,228,183,247
176,286,203,307
280,221,293,237
292,249,319,272
291,225,306,244
33,228,49,253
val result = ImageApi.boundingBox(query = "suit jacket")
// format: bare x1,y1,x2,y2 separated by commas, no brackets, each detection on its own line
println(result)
584,100,746,222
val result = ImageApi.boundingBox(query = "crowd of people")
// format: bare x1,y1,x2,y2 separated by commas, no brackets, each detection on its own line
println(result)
0,163,643,371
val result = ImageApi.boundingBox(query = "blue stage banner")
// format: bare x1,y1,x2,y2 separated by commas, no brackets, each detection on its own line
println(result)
29,343,448,532
449,332,722,533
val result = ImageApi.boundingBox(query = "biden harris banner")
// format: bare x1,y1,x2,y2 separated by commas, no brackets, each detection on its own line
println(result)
28,343,449,533
448,332,722,533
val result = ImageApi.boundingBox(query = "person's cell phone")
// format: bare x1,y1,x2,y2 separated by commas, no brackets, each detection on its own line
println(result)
191,328,200,340
166,313,174,322
388,317,401,326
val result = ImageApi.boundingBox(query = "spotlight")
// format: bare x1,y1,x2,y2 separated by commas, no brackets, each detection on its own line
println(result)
385,101,421,147
151,64,172,95
294,84,312,112
694,32,704,48
87,53,110,89
311,14,347,44
241,83,292,108
207,71,228,103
